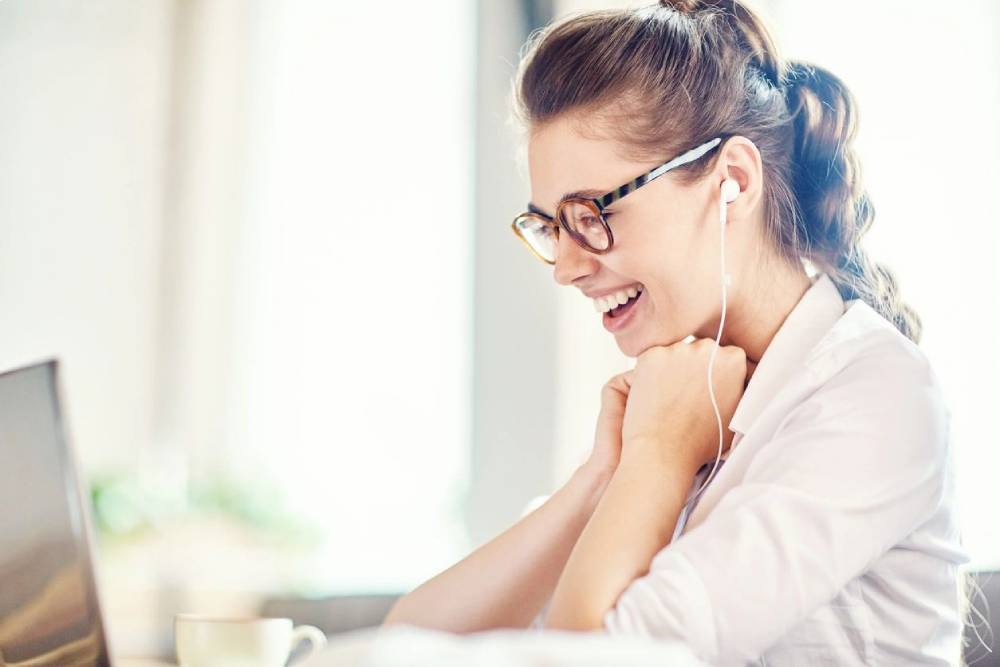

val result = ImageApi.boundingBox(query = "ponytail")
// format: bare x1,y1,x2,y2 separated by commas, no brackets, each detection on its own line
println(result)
782,60,922,343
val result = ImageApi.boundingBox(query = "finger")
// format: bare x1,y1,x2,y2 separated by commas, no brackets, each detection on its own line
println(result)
603,372,632,400
724,345,748,360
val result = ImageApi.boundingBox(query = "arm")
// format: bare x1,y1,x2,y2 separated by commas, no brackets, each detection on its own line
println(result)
381,462,612,633
543,446,701,630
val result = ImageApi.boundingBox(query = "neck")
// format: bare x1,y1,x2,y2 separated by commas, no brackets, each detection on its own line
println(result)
709,261,814,388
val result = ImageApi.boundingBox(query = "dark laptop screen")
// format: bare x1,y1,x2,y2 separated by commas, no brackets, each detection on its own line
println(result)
0,360,111,666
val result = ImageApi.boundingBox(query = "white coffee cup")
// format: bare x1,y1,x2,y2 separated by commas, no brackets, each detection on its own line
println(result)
174,614,327,667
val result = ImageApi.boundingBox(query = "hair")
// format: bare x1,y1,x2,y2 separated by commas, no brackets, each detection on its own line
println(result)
510,1,988,663
509,0,922,344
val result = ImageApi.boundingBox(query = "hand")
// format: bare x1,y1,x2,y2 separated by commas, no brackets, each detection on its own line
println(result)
580,370,634,480
620,338,748,471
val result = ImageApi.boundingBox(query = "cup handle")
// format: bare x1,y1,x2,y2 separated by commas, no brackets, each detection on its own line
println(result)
289,624,328,664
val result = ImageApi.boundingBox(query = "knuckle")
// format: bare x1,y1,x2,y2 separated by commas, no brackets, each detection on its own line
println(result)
602,372,627,393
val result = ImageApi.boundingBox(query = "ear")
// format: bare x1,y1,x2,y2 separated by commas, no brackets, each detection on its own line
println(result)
713,135,764,214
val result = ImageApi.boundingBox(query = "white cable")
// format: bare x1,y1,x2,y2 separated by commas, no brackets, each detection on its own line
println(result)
688,185,730,502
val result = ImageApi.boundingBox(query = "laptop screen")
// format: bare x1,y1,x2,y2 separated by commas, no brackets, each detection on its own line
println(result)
0,360,112,666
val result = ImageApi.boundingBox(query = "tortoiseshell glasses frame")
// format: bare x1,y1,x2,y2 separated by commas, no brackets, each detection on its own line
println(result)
511,136,725,265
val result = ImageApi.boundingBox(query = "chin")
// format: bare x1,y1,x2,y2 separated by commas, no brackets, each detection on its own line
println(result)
615,334,653,358
615,338,641,359
616,331,689,358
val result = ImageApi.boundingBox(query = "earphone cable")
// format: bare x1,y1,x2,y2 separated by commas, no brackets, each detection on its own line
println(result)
688,184,730,503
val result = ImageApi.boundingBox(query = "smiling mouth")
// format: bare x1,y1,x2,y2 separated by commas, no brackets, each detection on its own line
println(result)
592,284,644,315
608,292,641,318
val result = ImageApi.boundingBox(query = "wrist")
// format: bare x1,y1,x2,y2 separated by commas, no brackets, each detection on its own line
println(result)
620,437,703,477
576,459,616,489
571,462,615,512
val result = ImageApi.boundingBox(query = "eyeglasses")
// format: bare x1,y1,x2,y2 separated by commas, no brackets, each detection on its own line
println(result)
511,136,724,264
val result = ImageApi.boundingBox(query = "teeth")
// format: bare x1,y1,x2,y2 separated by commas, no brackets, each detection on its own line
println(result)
592,284,643,314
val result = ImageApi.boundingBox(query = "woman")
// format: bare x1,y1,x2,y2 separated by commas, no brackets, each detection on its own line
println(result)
383,1,972,664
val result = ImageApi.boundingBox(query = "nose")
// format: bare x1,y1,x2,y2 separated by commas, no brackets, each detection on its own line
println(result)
552,227,600,286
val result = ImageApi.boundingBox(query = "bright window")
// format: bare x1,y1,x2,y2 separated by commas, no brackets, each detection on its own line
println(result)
230,0,476,593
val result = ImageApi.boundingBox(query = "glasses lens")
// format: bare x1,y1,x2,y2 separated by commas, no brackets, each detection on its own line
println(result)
559,200,609,251
514,214,557,262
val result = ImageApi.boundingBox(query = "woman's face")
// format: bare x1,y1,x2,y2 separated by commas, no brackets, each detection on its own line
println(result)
527,116,758,358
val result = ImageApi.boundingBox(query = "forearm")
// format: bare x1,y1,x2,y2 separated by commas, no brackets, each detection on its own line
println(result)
381,463,612,633
544,445,700,631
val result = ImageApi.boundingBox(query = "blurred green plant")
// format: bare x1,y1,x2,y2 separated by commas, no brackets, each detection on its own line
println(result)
88,471,325,547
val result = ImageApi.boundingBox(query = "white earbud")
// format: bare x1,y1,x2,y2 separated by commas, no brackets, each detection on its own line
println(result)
720,178,740,204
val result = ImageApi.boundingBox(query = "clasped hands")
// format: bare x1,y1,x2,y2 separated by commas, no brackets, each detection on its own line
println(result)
584,337,750,479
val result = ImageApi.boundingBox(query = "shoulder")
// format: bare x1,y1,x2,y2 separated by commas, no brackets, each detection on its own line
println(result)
780,300,950,468
807,299,934,379
808,300,945,408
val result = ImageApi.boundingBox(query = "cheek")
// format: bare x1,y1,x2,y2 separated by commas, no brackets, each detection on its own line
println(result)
615,245,688,318
606,208,699,287
619,211,690,260
610,241,678,286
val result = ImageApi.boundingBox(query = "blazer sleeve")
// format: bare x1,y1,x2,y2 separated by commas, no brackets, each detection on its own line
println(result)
601,344,952,664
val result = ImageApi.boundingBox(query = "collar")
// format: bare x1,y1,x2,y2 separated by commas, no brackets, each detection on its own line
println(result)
724,272,846,455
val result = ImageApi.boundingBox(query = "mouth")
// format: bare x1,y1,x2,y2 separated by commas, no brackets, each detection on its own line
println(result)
596,284,644,333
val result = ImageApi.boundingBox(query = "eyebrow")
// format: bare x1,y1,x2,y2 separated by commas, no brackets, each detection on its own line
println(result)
527,188,607,218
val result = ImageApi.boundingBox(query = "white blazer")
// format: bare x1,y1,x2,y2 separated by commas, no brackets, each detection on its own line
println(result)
531,271,969,666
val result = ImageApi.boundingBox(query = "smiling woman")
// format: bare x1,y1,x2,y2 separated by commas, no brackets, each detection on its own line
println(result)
383,1,975,664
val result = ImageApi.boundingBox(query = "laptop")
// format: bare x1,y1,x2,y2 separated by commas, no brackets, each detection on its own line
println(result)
0,359,131,667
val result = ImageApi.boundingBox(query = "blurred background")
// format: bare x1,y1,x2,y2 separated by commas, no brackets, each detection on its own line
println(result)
1,0,998,659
